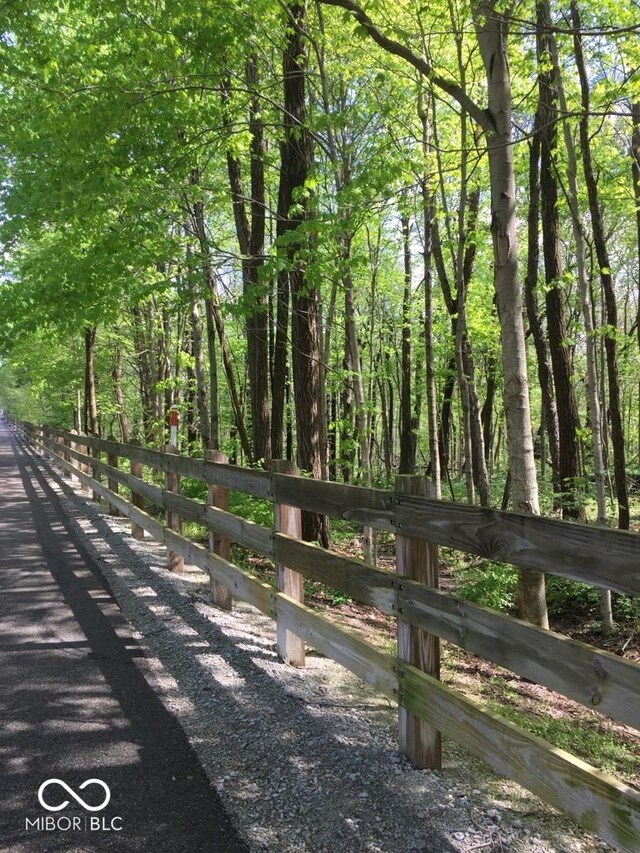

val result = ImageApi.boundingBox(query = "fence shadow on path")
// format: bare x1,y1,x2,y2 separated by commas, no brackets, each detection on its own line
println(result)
0,428,248,853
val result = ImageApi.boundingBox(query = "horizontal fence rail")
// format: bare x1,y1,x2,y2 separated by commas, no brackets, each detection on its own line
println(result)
40,424,640,596
14,420,640,853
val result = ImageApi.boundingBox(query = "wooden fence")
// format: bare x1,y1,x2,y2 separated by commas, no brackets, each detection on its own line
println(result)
13,420,640,852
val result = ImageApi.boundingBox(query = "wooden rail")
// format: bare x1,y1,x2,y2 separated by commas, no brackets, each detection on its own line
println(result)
15,421,640,853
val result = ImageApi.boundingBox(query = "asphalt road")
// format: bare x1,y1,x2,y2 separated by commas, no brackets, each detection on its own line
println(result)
0,424,248,852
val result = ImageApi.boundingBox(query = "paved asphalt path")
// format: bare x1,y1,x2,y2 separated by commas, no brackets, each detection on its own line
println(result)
0,425,248,852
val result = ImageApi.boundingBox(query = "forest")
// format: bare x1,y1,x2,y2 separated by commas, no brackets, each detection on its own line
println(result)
0,0,638,632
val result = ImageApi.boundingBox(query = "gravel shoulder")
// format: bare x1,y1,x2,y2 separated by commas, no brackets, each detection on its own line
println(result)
25,440,614,853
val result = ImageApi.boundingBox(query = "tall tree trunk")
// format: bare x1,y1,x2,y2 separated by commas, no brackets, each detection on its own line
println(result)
399,210,415,474
279,0,327,544
222,66,271,463
632,102,640,355
187,175,250,459
206,273,253,462
84,325,99,435
572,0,629,531
419,94,441,497
112,338,130,443
204,297,220,450
524,118,561,496
433,185,489,505
475,0,547,627
344,258,374,560
537,6,584,520
481,350,497,469
246,56,271,462
271,267,289,459
190,287,211,449
131,305,153,442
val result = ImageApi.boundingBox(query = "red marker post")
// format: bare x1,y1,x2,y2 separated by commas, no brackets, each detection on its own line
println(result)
169,406,180,447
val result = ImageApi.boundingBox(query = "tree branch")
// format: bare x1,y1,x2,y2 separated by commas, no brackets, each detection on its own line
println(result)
318,0,491,132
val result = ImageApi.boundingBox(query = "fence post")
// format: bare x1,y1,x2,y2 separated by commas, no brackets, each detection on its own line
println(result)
395,475,441,769
164,443,184,573
207,449,233,610
271,459,305,667
76,430,91,495
43,427,54,462
106,436,120,515
53,435,69,470
91,438,102,502
69,429,80,485
129,440,145,540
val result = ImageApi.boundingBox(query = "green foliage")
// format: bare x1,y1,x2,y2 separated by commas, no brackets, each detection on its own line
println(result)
180,477,208,503
304,579,352,607
453,557,519,612
484,689,639,782
545,577,601,617
229,493,273,528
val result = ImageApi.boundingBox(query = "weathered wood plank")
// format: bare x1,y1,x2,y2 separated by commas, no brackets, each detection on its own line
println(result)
43,426,640,593
18,428,640,851
90,441,102,503
399,661,640,853
44,427,272,498
205,506,274,556
273,474,394,529
85,453,274,557
36,439,166,541
129,440,145,540
50,430,271,498
162,530,276,619
396,475,441,769
398,581,640,732
272,535,396,613
393,494,640,596
276,595,398,700
34,431,275,617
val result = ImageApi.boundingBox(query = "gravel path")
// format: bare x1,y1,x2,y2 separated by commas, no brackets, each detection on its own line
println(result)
21,436,614,853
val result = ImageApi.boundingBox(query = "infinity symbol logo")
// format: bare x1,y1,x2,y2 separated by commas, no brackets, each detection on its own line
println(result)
37,779,111,812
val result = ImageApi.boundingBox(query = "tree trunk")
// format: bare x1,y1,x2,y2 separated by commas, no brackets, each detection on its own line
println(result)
204,297,220,451
345,258,374,560
481,350,497,469
190,288,210,449
222,67,271,463
419,95,441,498
187,175,250,460
399,210,415,474
524,118,561,496
112,339,130,443
537,4,584,521
572,0,629,531
84,325,99,435
475,0,547,627
131,305,153,442
632,102,640,355
279,0,328,545
206,274,253,463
